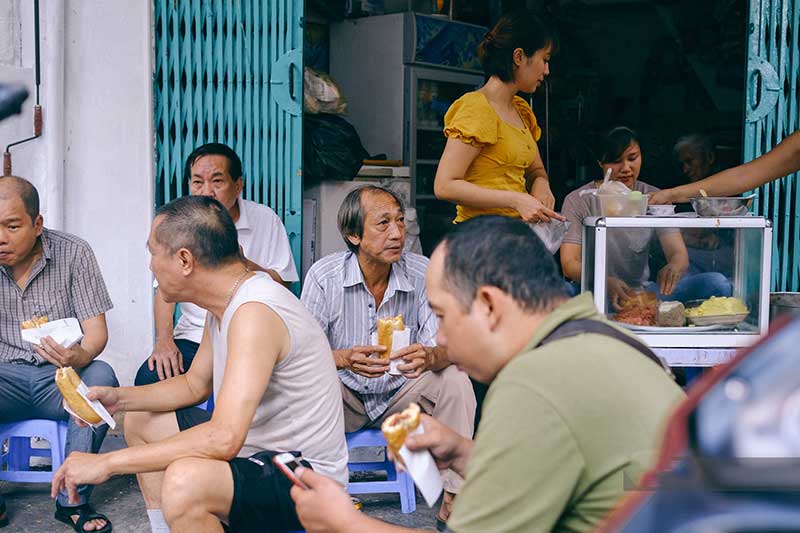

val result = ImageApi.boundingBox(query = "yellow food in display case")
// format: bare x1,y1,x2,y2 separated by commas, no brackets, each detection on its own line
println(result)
685,297,749,317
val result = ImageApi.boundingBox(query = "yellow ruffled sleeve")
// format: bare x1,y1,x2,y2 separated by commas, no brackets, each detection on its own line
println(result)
513,96,542,141
443,92,498,147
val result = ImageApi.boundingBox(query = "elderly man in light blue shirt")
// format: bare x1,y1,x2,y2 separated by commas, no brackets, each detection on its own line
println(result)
301,185,475,526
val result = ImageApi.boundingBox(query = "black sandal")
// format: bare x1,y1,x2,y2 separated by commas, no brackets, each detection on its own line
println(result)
55,502,112,533
0,499,8,528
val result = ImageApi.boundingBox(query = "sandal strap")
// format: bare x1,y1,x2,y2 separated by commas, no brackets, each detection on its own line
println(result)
56,503,111,533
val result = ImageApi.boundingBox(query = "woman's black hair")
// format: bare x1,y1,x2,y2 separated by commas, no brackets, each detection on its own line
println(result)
477,10,556,83
597,127,641,164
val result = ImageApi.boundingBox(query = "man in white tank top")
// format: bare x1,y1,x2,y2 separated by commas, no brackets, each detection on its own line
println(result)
51,196,347,533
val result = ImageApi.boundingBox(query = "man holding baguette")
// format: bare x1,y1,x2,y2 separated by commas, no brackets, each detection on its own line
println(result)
291,215,685,533
0,176,117,532
300,185,475,527
51,196,347,533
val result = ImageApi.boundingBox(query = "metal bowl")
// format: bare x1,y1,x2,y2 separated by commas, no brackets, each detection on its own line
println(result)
684,299,750,326
689,195,754,217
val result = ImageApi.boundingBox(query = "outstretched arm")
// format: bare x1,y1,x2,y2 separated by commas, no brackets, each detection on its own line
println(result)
652,130,800,203
52,302,288,501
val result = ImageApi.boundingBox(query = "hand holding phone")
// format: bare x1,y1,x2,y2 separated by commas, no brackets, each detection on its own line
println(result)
273,452,309,490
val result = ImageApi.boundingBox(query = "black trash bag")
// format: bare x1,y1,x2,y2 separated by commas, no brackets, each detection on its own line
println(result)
304,113,369,185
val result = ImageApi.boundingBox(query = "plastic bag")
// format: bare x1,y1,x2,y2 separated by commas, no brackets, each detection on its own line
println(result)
530,219,571,255
304,113,370,185
304,67,348,115
597,180,631,195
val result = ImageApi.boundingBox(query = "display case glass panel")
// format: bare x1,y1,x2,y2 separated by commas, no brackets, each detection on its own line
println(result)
582,216,771,348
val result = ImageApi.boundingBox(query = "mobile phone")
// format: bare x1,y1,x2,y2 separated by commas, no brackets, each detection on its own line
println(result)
273,452,308,489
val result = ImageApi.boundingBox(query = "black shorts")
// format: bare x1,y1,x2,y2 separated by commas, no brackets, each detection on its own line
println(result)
175,407,310,533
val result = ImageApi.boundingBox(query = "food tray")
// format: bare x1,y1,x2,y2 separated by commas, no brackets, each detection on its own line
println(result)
685,312,749,326
684,298,750,326
616,323,723,333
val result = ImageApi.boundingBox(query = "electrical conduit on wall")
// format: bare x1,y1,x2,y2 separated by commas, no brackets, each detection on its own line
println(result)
41,0,65,230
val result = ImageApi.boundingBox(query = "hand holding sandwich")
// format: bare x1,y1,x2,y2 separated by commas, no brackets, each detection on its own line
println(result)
33,336,93,369
391,344,449,378
62,385,121,428
390,344,429,378
389,414,473,478
333,345,388,377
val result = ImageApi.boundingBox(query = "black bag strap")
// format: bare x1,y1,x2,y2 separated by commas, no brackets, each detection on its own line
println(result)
538,319,674,378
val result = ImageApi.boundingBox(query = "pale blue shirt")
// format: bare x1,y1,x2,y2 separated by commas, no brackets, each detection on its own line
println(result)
301,251,439,420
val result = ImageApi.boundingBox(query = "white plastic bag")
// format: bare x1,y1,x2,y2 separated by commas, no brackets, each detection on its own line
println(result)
530,220,571,255
303,67,347,115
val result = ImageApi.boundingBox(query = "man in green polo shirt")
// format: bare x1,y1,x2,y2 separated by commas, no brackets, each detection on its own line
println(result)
290,215,685,533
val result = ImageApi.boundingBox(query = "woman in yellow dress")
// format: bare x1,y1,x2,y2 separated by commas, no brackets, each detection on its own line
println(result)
434,10,564,224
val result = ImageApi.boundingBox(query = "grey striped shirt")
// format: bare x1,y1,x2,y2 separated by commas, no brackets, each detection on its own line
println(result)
301,251,439,420
0,229,113,365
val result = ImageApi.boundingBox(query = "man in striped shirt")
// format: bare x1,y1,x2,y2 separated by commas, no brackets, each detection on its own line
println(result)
301,186,475,527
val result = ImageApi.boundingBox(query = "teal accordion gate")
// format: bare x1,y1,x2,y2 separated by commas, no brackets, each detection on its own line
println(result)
745,0,800,291
153,0,304,273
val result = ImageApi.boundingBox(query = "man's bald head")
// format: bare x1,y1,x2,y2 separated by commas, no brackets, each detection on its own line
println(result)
0,176,40,224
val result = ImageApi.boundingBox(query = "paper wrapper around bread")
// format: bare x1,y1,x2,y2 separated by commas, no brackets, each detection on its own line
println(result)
20,317,84,349
55,367,116,430
381,405,444,507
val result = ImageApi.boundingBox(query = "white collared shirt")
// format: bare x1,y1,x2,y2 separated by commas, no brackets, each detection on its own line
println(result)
173,198,299,343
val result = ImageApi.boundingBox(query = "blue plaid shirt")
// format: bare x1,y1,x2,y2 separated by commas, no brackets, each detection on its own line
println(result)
301,252,438,420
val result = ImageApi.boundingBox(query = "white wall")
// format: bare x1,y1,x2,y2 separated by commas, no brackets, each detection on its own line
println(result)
1,0,154,385
0,0,42,194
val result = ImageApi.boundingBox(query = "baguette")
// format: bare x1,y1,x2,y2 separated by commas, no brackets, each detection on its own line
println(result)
21,315,49,330
377,315,404,359
381,402,421,456
55,367,102,424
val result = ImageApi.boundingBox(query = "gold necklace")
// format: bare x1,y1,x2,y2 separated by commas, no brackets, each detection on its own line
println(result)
224,266,250,310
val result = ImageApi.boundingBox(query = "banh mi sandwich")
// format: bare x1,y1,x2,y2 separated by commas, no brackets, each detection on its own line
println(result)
55,367,102,425
381,402,421,456
377,315,404,359
21,315,49,329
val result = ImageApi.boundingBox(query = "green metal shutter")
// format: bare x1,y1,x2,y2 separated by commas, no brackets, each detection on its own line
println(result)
153,0,304,273
745,0,800,291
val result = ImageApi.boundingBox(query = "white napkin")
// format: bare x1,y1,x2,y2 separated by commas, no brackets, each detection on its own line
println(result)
371,328,411,376
63,379,116,430
398,425,444,507
21,317,84,349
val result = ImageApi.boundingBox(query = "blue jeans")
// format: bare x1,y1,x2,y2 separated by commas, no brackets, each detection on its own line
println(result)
643,271,733,303
0,360,119,507
134,338,199,386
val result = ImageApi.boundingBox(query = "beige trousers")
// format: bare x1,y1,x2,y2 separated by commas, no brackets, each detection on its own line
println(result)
341,365,476,493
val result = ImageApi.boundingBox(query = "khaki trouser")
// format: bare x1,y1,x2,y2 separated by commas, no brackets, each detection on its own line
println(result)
341,365,476,493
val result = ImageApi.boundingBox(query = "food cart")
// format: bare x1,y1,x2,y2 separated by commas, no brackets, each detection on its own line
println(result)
582,214,772,366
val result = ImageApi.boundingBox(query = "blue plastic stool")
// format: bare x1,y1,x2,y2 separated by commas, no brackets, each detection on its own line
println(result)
196,391,215,412
346,429,416,514
0,419,68,483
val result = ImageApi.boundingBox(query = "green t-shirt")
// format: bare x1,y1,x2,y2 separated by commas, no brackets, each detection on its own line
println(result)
447,293,685,533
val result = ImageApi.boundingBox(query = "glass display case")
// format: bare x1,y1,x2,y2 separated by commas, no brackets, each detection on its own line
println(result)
582,216,771,349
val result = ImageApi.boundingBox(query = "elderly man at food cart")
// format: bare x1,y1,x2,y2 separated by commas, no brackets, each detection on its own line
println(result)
560,127,732,309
